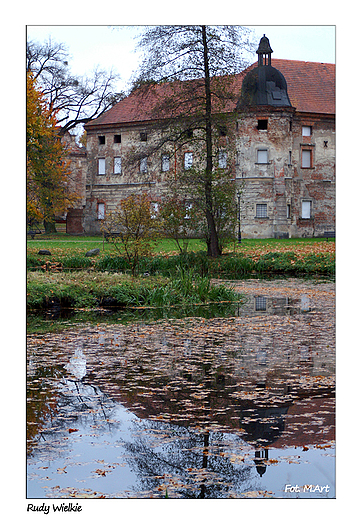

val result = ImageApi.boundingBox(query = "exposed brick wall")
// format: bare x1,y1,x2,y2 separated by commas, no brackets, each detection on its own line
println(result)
235,108,335,238
61,132,87,234
81,59,335,238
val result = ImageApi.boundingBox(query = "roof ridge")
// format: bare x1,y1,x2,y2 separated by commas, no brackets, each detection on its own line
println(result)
85,59,335,128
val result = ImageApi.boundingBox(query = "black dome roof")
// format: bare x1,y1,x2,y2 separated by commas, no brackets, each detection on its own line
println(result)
239,65,291,107
238,35,291,108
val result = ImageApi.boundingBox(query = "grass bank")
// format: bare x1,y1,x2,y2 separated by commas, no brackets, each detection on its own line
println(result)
27,269,241,312
27,247,335,279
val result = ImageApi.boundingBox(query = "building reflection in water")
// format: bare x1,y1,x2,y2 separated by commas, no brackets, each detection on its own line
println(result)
27,297,334,498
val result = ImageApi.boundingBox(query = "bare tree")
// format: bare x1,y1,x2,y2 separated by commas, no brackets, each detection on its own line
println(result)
131,26,256,257
27,38,124,135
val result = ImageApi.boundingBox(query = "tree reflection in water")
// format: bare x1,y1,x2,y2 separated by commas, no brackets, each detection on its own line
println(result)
27,281,335,498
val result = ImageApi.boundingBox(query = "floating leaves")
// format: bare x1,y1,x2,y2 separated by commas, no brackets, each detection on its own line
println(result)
27,278,335,498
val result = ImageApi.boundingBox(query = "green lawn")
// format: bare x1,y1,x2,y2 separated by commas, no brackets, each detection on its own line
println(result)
27,234,333,255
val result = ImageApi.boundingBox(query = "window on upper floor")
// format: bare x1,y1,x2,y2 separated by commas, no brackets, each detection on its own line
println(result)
140,157,147,173
114,134,121,144
161,154,170,172
219,126,227,136
98,136,105,145
218,150,227,169
184,152,193,170
302,126,312,137
114,157,122,175
257,119,268,130
257,149,268,164
140,132,147,142
301,149,312,168
98,158,106,175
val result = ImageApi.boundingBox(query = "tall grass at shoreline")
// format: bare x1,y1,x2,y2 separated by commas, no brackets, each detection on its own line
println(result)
27,269,240,312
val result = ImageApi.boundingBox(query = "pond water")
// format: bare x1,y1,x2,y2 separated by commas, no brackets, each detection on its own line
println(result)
27,279,335,499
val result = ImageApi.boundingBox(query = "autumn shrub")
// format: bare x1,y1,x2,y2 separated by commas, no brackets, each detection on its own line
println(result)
101,193,161,276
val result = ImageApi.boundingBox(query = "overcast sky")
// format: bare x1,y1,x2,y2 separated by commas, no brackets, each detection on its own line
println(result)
27,25,335,94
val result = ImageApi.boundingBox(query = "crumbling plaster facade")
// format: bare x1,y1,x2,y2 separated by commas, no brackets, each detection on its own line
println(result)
61,131,87,234
80,37,335,239
236,108,335,238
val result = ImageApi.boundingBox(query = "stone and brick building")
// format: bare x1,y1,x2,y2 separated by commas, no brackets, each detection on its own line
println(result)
79,35,335,238
61,131,87,234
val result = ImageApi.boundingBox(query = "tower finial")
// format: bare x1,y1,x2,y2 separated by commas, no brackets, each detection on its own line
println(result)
257,34,273,66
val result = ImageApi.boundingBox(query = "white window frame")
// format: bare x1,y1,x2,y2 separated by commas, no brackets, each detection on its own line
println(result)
301,200,312,219
301,149,312,168
97,202,105,220
218,150,227,169
140,157,148,174
161,154,170,172
184,152,193,170
302,126,312,136
114,157,122,175
98,158,106,175
257,149,268,164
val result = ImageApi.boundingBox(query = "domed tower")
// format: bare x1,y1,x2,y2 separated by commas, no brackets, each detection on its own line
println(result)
238,35,291,107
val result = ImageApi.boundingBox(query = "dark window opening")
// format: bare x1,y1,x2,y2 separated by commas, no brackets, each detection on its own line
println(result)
140,132,147,142
98,136,105,145
185,129,193,138
219,126,227,136
114,134,121,143
257,119,268,130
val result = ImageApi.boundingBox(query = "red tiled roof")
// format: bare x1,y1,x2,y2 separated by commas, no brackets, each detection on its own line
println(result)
271,59,335,115
85,59,335,129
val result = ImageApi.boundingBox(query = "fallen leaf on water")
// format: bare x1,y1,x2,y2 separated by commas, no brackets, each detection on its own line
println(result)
94,469,107,477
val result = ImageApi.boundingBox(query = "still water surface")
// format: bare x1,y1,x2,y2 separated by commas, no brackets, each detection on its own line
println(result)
27,280,335,498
